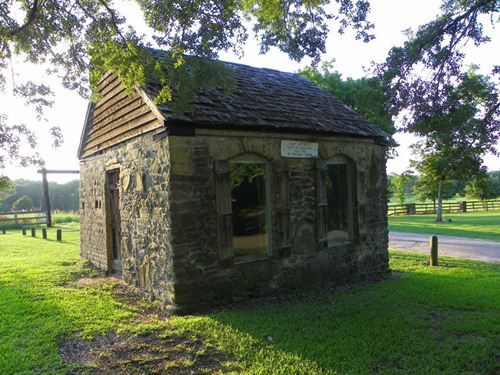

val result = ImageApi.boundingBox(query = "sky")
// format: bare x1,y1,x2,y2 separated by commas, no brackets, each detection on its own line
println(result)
1,0,499,183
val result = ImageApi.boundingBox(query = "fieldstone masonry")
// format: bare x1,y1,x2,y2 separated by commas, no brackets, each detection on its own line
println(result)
80,128,389,313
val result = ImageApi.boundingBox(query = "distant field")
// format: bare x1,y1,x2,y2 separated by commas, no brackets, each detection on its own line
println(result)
0,210,79,229
52,211,80,224
388,195,476,204
388,195,469,205
388,211,500,242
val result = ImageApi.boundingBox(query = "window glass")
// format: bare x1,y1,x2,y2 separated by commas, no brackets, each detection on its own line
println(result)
326,163,351,243
230,161,268,258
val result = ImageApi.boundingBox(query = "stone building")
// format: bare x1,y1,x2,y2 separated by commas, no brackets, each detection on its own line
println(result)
78,53,390,313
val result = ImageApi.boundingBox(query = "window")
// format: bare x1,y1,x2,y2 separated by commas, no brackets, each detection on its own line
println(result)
317,158,357,246
326,163,354,243
230,161,269,258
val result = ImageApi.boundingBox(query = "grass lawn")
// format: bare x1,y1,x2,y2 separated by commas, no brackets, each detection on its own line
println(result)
1,224,499,374
388,211,500,242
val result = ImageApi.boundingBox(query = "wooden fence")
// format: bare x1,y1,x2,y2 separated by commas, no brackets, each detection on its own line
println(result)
387,200,500,216
0,210,49,227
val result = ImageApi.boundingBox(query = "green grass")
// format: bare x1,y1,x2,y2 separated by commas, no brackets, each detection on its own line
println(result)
389,211,500,241
0,211,79,230
0,224,134,374
52,210,80,225
1,225,500,374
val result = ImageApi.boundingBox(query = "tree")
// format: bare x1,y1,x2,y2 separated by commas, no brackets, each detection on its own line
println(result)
405,67,497,222
0,0,375,186
390,173,413,205
11,194,34,211
412,170,459,204
298,61,395,135
488,170,500,196
378,0,499,141
412,144,485,222
0,179,80,212
465,173,500,200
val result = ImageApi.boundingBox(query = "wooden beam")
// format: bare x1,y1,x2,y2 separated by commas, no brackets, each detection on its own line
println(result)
41,169,52,227
37,169,79,174
36,168,80,228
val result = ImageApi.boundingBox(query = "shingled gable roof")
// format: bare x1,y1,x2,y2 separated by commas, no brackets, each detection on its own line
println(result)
78,52,390,158
142,49,389,143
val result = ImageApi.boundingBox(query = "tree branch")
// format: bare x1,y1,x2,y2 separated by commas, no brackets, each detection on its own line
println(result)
8,0,41,37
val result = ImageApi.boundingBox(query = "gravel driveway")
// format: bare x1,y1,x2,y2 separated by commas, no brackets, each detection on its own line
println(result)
389,232,500,264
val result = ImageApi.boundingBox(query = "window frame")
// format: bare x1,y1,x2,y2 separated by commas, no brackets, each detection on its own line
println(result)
317,156,358,247
215,154,273,265
231,158,272,260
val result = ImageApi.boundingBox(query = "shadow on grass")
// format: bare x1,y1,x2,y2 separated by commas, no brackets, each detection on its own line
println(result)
0,276,74,374
203,257,500,374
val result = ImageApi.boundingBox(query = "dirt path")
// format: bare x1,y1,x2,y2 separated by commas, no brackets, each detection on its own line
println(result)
389,232,500,264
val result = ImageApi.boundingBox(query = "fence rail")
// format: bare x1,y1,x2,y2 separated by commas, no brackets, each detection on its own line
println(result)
387,200,500,216
0,210,48,226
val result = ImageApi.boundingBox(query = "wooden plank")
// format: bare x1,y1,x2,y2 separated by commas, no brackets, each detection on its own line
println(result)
88,100,148,142
87,103,150,143
137,89,165,122
0,217,47,223
91,93,135,136
81,118,161,157
92,95,142,128
85,115,160,152
96,72,116,89
93,84,128,114
85,113,161,154
0,210,45,215
83,110,158,150
96,73,120,95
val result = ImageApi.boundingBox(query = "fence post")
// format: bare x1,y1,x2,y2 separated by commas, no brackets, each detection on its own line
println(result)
22,228,26,235
56,229,62,241
31,227,36,237
1,227,5,234
459,201,467,212
430,236,438,266
42,228,47,239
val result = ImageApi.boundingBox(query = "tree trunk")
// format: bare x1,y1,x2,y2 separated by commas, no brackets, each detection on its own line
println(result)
436,180,443,223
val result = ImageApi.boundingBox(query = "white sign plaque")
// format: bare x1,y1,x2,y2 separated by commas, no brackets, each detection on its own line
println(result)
281,140,319,158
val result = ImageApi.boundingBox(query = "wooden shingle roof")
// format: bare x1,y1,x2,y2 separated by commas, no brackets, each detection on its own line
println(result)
79,51,390,159
144,50,389,143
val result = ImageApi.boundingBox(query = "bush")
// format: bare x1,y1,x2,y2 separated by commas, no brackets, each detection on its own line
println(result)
11,195,34,211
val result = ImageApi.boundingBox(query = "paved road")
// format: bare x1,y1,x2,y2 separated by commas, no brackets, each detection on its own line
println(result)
389,232,500,264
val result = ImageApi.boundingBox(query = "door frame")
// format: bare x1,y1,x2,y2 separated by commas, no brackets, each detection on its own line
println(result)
105,168,121,274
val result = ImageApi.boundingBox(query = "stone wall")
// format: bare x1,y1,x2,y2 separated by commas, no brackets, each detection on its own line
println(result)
167,129,389,311
80,133,175,306
80,128,389,313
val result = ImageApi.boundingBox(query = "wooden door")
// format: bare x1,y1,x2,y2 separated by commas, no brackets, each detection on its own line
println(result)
107,170,121,273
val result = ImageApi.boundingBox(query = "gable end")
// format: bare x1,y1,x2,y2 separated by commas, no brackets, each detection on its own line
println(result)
78,73,165,159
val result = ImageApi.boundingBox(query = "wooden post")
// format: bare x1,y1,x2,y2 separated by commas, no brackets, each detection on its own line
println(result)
430,235,438,266
41,168,52,228
22,228,26,236
56,229,62,241
1,227,5,234
42,228,47,239
31,227,36,237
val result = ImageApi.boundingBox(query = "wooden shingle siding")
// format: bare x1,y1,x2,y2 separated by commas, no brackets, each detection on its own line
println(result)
80,73,164,158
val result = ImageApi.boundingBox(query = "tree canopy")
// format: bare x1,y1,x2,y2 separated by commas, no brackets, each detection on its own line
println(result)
378,0,499,138
1,0,499,187
298,61,396,135
10,194,34,211
1,0,375,183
